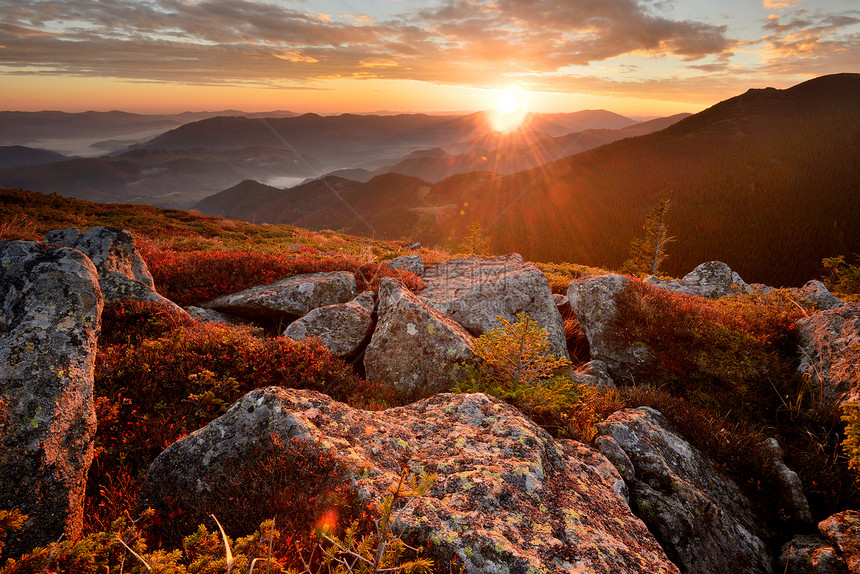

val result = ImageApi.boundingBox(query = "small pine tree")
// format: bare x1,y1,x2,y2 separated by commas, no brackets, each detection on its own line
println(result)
472,313,571,387
622,194,675,276
458,222,492,256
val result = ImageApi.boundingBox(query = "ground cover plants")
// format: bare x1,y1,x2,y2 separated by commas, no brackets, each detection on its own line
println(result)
2,188,859,571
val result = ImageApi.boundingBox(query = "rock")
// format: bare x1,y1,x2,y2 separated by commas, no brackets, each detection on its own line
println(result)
203,271,357,324
759,438,813,524
571,359,616,390
791,280,843,311
387,254,424,276
567,274,653,385
44,226,80,246
47,225,155,290
185,306,251,326
0,241,102,557
795,303,860,404
421,254,569,360
98,270,189,319
778,535,843,574
819,510,860,573
596,407,773,574
364,278,478,398
645,261,751,299
553,293,569,311
45,226,187,319
405,241,421,250
284,291,375,357
141,388,680,574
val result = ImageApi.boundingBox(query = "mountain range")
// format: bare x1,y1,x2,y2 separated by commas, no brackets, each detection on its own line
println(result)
196,73,860,287
1,73,858,287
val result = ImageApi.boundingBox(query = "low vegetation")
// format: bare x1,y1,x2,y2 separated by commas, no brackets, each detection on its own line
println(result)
1,188,859,570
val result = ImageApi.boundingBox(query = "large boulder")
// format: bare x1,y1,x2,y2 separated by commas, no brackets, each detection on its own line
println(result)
645,261,751,299
420,254,569,360
364,278,478,398
203,271,357,325
46,226,155,289
45,226,187,318
284,291,375,357
596,407,773,574
795,303,860,404
0,241,102,557
141,388,680,574
567,274,653,385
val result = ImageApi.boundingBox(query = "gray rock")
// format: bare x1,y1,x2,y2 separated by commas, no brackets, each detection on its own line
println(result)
0,241,102,557
778,535,843,574
759,438,813,524
48,225,155,290
44,227,80,246
284,291,375,357
571,359,616,390
567,274,653,385
44,225,187,319
387,254,424,276
421,254,569,360
795,303,860,404
791,280,843,311
645,261,751,299
364,278,478,398
553,293,569,311
185,306,251,326
596,407,773,574
141,388,680,574
203,270,357,324
818,510,860,573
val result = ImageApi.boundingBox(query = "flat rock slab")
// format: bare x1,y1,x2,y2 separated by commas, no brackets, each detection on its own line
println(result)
141,388,679,574
203,271,357,324
365,278,478,398
421,254,569,360
0,240,102,557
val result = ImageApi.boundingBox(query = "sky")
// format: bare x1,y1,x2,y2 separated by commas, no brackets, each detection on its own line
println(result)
1,0,858,117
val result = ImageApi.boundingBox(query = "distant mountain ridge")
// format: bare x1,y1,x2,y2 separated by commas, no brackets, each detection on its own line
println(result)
196,73,860,287
137,109,636,170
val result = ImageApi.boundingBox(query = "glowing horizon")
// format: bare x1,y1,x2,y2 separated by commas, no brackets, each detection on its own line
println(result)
1,0,858,118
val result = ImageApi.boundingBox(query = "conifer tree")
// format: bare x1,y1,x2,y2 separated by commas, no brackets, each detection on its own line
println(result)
622,194,675,276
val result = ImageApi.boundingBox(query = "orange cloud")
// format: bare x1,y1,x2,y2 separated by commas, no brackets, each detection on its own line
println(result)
763,0,804,8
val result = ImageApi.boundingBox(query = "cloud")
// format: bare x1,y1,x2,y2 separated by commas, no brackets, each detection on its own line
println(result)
758,10,860,73
763,0,804,9
0,0,734,89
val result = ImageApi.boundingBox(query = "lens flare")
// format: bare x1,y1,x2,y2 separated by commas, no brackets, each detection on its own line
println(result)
489,86,530,133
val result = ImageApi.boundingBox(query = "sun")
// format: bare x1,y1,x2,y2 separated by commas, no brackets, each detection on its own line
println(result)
488,86,530,133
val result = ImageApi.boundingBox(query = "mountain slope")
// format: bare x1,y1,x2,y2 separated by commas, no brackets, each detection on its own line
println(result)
0,146,68,169
444,73,860,286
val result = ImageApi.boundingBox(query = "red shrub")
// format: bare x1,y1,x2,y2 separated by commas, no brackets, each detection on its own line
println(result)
140,246,424,307
88,319,391,531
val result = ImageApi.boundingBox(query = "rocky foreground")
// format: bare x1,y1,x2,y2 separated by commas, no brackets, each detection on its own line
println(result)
1,227,859,572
